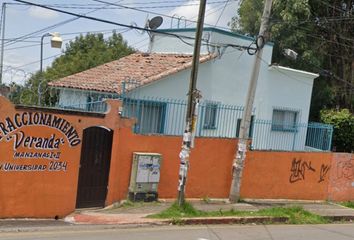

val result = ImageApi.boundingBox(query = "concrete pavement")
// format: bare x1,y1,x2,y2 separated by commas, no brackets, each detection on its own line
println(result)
2,224,354,240
64,199,354,225
1,199,354,232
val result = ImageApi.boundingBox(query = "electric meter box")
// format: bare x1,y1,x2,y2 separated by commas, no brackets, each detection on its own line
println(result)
128,152,162,202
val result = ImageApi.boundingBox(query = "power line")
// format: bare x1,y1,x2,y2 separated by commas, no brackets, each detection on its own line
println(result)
104,0,238,50
5,0,235,47
259,54,354,89
6,0,252,81
213,0,230,27
6,28,133,70
41,1,235,10
14,0,198,42
13,52,63,70
92,0,235,31
4,0,123,47
4,28,131,51
14,0,253,52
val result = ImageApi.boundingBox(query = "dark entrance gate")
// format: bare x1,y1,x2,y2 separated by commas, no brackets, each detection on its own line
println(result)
76,126,113,208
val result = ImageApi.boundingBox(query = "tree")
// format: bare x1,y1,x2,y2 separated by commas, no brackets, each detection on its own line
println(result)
229,0,354,118
11,31,134,106
320,108,354,152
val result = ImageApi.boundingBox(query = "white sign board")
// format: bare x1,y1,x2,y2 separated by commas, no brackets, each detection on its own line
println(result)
136,155,161,183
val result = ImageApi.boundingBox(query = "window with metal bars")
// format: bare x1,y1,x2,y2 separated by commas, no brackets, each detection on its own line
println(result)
271,109,298,132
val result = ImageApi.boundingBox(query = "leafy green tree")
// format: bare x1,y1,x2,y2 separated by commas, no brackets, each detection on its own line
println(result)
230,0,354,119
12,31,134,105
320,109,354,152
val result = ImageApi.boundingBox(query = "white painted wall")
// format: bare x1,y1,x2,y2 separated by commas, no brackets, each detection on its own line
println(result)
57,28,318,150
141,28,317,150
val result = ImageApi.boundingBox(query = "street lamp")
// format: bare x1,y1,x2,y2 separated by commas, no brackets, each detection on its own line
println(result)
38,32,62,105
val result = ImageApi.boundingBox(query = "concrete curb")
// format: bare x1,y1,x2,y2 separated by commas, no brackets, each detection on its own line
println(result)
167,216,289,225
325,216,354,222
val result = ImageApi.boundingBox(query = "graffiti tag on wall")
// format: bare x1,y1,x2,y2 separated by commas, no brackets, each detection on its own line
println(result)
289,158,330,184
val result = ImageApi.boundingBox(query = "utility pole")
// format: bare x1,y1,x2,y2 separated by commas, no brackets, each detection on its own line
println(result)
177,0,206,206
229,0,273,203
0,3,6,84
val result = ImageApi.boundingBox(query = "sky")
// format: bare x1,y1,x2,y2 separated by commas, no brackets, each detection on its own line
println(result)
0,0,240,85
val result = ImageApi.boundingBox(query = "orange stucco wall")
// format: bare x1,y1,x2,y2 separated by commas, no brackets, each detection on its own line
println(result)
0,97,123,218
240,151,333,200
1,97,353,219
106,128,236,203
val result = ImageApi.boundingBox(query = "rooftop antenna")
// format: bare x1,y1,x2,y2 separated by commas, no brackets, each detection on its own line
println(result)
148,16,163,30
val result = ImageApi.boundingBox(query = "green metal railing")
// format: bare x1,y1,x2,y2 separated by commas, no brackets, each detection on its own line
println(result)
56,97,333,152
250,120,333,151
121,97,245,137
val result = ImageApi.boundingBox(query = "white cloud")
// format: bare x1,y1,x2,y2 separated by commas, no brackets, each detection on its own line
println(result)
29,6,59,20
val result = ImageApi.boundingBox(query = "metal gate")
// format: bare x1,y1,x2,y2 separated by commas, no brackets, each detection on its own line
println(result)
76,126,113,208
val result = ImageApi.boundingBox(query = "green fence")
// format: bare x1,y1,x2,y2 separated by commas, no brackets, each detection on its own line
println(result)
58,97,333,152
251,120,333,151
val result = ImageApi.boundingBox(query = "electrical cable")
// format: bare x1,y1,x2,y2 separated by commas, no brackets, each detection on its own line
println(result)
14,0,254,52
5,0,254,83
91,0,235,31
4,0,124,46
213,0,229,27
3,0,235,48
42,1,234,10
7,28,132,70
123,0,244,51
4,28,131,51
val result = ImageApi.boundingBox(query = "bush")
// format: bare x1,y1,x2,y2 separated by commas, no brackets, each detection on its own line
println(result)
320,109,354,152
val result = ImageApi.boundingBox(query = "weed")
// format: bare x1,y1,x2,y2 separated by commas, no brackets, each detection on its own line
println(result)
258,206,329,224
202,196,211,204
148,203,328,224
341,201,354,209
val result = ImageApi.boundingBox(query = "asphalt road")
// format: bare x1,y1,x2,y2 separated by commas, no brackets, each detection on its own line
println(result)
1,224,354,240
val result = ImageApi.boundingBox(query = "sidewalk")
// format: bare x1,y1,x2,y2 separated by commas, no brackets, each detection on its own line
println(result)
2,199,354,233
64,199,354,225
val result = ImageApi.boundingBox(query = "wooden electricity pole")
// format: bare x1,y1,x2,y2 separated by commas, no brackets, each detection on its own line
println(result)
0,3,6,84
177,0,207,206
229,0,273,203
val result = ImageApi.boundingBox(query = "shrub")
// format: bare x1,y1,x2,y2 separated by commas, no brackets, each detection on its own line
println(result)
320,109,354,152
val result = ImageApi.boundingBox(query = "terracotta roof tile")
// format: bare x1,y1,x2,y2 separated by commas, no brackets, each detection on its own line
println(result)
49,52,216,93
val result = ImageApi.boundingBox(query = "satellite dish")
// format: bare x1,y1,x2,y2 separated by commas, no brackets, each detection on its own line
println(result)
148,16,163,30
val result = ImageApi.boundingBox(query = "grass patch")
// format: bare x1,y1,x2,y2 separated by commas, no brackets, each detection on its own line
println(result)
257,206,329,224
341,201,354,209
149,201,202,218
148,202,329,224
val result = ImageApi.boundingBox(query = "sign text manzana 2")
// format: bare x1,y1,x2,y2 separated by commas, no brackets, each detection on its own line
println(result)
0,112,81,172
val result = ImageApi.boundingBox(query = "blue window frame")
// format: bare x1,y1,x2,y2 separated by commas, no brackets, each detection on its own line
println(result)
203,103,218,129
123,98,166,134
271,109,298,132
